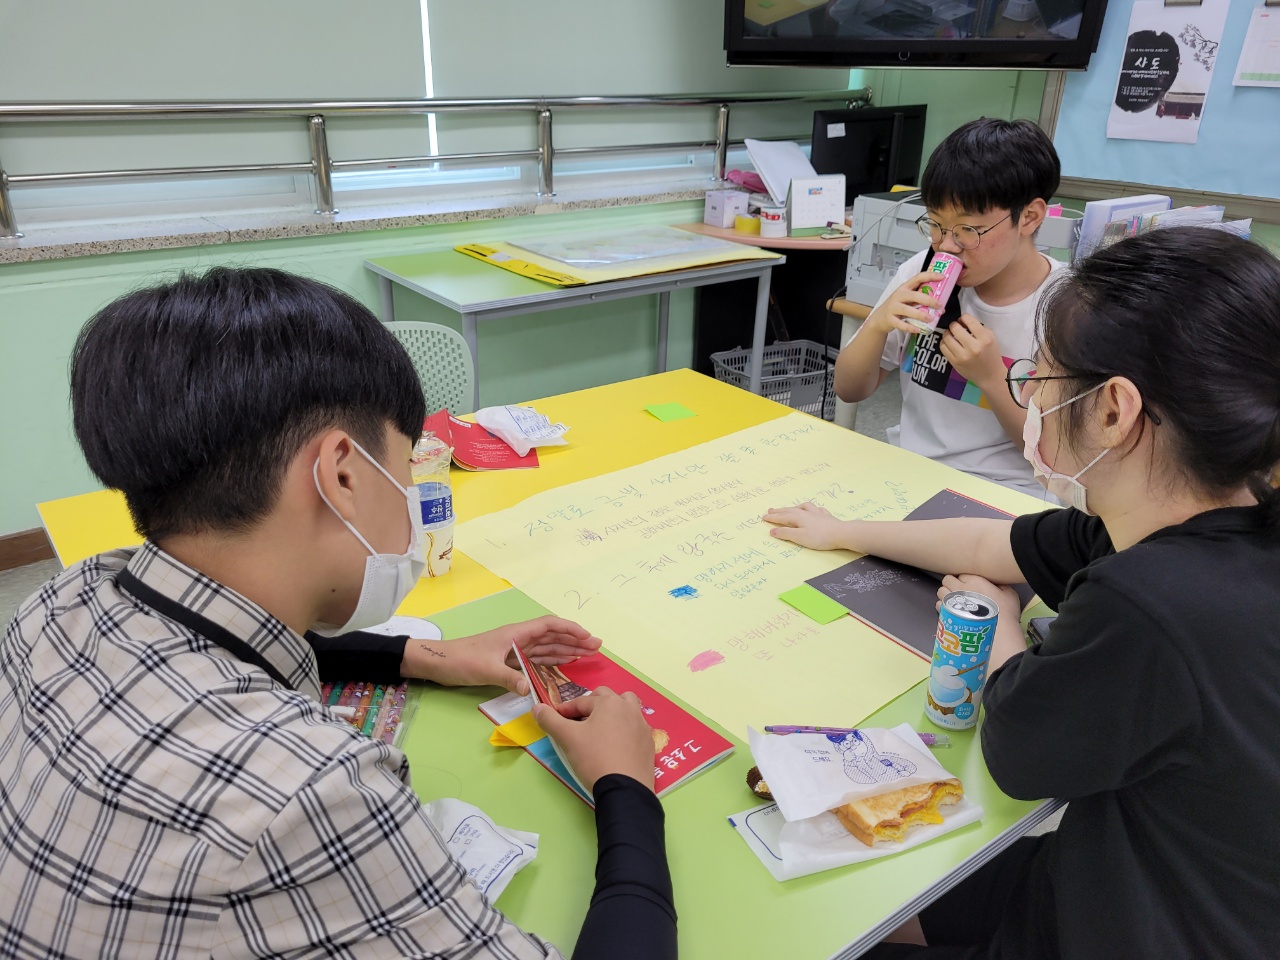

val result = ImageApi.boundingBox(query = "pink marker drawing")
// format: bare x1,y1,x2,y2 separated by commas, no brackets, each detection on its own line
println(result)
687,650,726,673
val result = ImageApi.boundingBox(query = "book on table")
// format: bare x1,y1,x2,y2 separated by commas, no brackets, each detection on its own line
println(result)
480,648,735,806
423,408,540,471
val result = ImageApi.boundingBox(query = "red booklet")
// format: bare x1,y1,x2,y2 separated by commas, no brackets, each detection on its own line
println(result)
423,409,539,471
481,649,735,806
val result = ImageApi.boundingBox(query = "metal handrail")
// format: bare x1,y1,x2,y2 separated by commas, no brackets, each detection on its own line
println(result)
0,90,872,120
0,88,872,239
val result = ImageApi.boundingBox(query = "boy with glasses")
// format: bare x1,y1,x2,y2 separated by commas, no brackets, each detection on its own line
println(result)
834,118,1064,499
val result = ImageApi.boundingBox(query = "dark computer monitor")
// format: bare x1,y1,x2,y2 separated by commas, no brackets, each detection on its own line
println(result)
809,105,927,207
725,0,1106,70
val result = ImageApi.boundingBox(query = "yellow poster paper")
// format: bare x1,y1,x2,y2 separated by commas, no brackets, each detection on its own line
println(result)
458,413,1048,738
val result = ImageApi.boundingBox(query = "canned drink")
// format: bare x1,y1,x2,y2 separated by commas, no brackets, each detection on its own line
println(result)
912,252,963,332
925,590,998,730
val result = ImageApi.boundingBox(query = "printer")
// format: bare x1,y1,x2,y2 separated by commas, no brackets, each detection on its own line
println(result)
845,191,1081,308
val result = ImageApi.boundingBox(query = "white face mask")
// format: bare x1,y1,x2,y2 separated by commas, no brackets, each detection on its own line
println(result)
311,440,426,636
1022,384,1108,515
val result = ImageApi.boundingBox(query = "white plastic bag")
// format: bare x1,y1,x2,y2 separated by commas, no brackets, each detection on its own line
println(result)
748,724,956,822
423,798,538,902
473,405,569,457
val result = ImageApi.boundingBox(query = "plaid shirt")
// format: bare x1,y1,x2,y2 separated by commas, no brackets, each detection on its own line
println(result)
0,543,562,959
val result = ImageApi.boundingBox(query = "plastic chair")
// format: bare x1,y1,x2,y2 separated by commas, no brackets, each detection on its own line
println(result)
386,321,475,415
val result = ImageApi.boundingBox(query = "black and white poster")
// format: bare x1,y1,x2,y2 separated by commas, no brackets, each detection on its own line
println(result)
1107,0,1229,144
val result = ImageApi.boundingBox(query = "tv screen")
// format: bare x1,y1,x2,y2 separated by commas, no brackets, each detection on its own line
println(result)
810,105,927,206
725,0,1108,69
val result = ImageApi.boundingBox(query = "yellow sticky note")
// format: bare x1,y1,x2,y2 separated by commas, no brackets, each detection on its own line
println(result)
489,711,545,748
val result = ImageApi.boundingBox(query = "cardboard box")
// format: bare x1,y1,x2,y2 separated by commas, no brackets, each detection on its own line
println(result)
704,189,749,228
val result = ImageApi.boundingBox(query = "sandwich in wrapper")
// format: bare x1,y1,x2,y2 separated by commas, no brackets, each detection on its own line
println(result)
831,778,965,847
733,724,984,880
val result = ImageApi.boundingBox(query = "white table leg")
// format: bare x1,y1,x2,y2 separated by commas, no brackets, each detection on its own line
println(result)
462,313,480,411
749,268,771,395
378,275,395,323
833,313,861,430
656,291,670,374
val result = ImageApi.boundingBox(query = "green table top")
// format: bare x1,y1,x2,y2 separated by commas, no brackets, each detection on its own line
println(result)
365,248,780,314
406,589,1053,960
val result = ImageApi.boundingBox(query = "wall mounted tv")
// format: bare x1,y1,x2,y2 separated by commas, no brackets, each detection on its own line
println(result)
725,0,1109,69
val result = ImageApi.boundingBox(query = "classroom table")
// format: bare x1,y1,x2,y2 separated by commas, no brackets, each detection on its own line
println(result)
676,221,853,252
364,249,785,411
38,369,1060,959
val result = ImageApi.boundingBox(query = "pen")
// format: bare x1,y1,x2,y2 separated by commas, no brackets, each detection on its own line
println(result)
764,725,951,748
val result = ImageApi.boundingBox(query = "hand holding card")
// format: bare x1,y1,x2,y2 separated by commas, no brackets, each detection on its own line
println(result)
494,643,735,804
512,643,654,793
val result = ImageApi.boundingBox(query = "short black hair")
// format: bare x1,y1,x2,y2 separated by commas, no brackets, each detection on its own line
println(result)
920,118,1060,220
71,266,426,541
1040,227,1280,523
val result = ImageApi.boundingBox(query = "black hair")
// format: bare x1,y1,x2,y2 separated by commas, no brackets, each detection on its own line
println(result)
920,118,1060,221
1039,227,1280,525
70,266,426,541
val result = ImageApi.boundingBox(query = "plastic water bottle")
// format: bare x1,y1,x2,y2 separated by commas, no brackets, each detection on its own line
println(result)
410,434,454,577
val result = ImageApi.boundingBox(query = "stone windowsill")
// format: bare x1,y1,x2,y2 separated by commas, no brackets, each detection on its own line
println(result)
0,178,719,264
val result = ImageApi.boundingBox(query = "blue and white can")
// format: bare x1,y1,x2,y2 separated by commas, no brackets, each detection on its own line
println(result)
925,590,998,731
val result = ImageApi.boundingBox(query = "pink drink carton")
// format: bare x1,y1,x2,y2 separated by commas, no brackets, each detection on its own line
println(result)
913,252,963,332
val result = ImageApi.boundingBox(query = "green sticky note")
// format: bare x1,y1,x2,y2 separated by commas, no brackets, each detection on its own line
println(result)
645,402,697,422
778,585,848,625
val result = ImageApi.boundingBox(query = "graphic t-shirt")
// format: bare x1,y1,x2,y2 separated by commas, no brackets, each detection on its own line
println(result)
859,248,1065,498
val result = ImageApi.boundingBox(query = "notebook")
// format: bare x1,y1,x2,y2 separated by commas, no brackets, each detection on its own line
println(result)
805,489,1036,659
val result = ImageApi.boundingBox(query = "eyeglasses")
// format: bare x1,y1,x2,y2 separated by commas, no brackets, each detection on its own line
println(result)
1005,358,1163,425
1005,359,1077,408
916,213,1012,250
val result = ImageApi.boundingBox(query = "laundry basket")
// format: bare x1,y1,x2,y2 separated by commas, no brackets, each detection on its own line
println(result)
710,339,838,420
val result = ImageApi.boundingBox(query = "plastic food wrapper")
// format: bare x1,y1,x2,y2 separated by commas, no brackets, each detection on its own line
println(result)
473,405,570,457
728,724,983,881
423,798,539,902
747,723,956,821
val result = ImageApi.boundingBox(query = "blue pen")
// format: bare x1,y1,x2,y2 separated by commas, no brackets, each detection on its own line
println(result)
764,725,950,748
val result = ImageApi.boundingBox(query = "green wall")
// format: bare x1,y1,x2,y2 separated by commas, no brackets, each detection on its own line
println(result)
0,0,431,171
852,68,1048,157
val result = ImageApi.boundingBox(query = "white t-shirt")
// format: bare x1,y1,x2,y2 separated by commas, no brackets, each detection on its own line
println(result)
855,248,1065,499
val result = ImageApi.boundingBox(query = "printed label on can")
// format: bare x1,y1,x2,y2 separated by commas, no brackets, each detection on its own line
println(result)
925,590,998,731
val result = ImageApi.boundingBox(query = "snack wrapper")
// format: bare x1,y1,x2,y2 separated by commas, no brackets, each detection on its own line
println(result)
747,724,955,822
